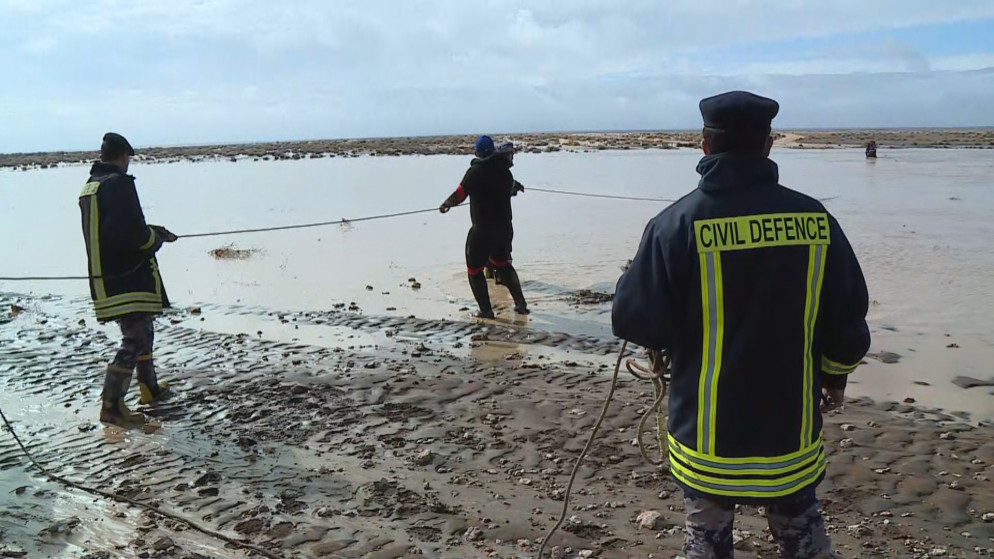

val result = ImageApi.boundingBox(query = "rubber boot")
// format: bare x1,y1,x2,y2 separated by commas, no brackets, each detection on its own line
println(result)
496,266,529,314
99,364,146,426
468,273,495,319
100,399,148,427
136,357,170,404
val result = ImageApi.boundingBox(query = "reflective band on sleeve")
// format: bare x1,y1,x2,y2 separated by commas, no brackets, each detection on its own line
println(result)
697,252,724,455
695,213,831,253
139,227,157,251
822,356,859,375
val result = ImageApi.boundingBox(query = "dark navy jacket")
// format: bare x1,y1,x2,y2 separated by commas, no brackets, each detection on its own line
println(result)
612,153,870,501
79,162,169,322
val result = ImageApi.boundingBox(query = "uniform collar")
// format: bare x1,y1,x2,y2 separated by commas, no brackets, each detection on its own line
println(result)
90,161,126,176
696,153,778,193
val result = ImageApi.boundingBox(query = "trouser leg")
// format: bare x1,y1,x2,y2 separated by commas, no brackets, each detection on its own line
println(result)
767,491,836,559
683,493,735,559
102,314,151,403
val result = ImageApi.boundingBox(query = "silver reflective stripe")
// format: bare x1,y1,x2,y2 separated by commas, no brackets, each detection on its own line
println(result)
802,245,826,447
669,438,823,471
675,454,827,494
700,252,720,455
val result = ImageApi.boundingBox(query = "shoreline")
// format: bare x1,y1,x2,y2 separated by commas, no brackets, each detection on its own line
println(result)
3,129,994,170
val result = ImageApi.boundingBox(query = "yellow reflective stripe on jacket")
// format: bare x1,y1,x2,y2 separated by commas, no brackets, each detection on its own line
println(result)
695,213,831,253
822,356,859,375
95,302,163,320
696,251,725,455
801,245,827,448
670,449,827,499
85,193,107,299
80,181,100,196
668,432,823,468
94,292,162,309
139,227,157,251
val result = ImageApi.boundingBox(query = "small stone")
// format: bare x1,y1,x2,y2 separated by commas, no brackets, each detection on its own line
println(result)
464,526,483,542
839,438,854,449
940,432,956,440
949,481,964,491
930,546,948,556
982,512,994,523
518,478,533,486
903,397,916,404
577,551,595,558
153,537,174,551
840,424,855,432
412,449,434,466
637,510,667,531
550,546,565,559
848,524,872,537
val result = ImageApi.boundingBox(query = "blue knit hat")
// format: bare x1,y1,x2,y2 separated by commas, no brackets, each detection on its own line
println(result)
475,135,495,156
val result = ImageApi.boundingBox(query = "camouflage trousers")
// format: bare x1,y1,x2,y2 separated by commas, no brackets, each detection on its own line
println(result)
101,313,160,403
682,490,836,559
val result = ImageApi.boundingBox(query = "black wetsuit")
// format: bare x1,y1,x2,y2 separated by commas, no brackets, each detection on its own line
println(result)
442,154,527,316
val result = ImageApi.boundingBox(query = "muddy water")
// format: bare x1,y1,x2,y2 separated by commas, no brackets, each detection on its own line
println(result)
2,148,993,419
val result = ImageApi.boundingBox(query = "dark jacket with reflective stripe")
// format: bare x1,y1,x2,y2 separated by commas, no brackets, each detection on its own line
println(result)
79,162,169,322
612,154,870,502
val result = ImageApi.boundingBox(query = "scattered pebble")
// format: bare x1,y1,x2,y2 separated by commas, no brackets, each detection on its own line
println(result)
841,423,855,432
636,510,667,531
464,526,483,542
839,438,854,449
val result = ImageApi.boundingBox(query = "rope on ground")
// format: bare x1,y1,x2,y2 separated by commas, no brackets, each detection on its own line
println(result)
535,341,670,559
0,405,349,559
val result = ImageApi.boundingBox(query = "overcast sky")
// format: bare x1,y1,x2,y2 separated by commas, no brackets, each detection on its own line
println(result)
2,0,994,152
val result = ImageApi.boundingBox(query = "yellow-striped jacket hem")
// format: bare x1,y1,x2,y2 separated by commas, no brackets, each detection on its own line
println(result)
94,299,163,321
821,356,860,376
667,433,827,498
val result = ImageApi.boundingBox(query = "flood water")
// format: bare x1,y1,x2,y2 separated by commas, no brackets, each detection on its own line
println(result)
2,147,993,420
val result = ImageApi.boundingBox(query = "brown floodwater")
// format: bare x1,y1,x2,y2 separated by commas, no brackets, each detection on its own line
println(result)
2,147,993,419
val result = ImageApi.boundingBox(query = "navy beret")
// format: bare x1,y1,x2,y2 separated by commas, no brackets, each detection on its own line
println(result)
102,132,135,156
700,91,779,132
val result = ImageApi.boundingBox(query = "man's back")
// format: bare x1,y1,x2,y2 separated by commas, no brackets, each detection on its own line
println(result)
613,152,870,500
460,156,515,231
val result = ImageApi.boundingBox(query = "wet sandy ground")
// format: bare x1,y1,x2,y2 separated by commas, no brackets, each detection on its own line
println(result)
2,294,992,559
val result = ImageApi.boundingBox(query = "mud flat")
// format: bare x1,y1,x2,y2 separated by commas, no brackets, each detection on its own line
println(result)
4,129,994,170
0,132,703,170
1,294,992,559
777,129,994,149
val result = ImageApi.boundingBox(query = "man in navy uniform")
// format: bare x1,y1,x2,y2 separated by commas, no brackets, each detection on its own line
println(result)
80,133,176,426
613,92,870,559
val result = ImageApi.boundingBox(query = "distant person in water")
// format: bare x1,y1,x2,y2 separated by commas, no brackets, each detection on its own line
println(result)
440,136,528,318
865,140,877,158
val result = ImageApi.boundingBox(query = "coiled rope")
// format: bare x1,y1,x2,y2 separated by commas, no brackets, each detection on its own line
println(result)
535,342,671,559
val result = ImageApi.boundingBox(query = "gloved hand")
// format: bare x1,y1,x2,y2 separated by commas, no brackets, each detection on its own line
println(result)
439,203,451,214
514,180,525,193
150,225,178,242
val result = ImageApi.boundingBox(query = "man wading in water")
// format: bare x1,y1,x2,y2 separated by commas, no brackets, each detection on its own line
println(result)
440,135,528,318
79,133,177,426
613,91,870,558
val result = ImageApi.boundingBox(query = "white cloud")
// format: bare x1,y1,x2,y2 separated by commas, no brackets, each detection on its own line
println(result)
1,1,992,151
